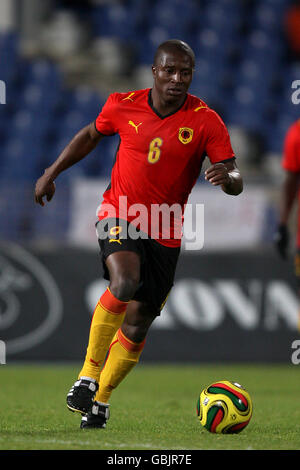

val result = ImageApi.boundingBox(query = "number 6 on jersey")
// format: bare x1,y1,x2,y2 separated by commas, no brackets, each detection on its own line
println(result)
148,137,163,164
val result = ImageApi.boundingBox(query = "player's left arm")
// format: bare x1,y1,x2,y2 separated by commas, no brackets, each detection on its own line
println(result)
205,159,243,196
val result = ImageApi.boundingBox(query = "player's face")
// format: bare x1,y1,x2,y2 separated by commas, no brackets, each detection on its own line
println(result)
152,51,194,104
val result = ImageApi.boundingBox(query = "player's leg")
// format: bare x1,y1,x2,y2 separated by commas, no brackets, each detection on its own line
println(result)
96,299,157,400
78,251,141,377
80,300,158,428
80,239,180,428
67,250,141,414
93,240,181,405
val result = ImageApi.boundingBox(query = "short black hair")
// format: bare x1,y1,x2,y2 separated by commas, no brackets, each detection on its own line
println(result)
153,39,195,68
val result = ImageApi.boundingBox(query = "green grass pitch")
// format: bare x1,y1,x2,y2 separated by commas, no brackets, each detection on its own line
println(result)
0,363,299,450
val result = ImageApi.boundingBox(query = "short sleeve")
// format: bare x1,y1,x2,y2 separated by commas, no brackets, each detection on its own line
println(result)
282,122,300,172
204,109,235,163
95,93,118,136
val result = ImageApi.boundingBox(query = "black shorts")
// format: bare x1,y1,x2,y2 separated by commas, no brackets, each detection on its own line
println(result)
96,218,180,314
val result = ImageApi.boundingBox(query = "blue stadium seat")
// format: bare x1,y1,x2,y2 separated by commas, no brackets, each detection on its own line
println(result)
26,59,62,88
127,0,153,33
1,136,45,180
14,57,33,86
137,30,168,65
0,103,13,142
0,31,18,53
0,32,18,82
46,131,102,178
250,4,285,33
227,109,264,134
194,56,225,83
46,134,72,168
255,0,291,14
8,110,51,141
277,113,298,137
200,2,243,35
0,79,23,112
217,0,245,6
150,0,200,40
232,60,278,112
136,0,199,65
226,83,266,132
90,3,138,40
191,59,229,108
0,179,34,240
190,83,220,108
69,87,104,122
263,112,296,154
281,99,300,120
18,83,59,115
55,110,90,142
95,134,120,178
195,28,227,63
235,59,273,86
281,63,300,90
30,183,71,242
242,29,282,66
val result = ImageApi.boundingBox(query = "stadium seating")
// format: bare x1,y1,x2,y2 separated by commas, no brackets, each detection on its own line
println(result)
0,179,34,240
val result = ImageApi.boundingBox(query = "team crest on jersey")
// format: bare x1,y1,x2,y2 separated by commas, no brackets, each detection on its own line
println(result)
178,127,193,144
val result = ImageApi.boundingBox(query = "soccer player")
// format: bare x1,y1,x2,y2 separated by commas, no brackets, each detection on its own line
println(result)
35,39,243,429
274,118,300,328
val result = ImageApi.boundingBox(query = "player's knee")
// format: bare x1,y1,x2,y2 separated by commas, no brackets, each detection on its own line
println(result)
122,305,158,343
121,320,151,343
109,275,139,302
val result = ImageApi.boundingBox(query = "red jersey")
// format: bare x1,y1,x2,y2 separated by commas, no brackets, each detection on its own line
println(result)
282,119,300,172
95,88,235,247
281,119,300,248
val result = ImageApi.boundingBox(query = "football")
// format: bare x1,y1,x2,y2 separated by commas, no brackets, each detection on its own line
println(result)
196,380,253,434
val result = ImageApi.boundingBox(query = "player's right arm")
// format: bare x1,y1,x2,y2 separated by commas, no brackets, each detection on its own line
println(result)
35,121,104,206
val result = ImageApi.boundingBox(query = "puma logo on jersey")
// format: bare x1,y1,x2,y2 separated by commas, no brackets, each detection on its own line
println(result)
123,92,135,102
128,120,143,133
109,238,122,245
194,105,206,112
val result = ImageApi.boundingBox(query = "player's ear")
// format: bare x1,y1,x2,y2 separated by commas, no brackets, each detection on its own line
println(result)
152,65,156,78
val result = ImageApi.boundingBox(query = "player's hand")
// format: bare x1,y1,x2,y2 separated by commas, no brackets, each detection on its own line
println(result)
34,173,56,206
274,223,289,259
205,163,232,186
